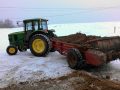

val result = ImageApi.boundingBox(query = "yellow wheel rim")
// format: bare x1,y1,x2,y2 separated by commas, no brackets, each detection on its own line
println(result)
9,47,15,54
32,39,45,53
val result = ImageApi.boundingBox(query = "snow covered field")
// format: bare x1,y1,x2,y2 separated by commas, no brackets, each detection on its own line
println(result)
49,22,120,36
0,22,120,88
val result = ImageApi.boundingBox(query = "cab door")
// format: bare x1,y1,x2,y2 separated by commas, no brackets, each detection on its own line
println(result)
25,21,33,41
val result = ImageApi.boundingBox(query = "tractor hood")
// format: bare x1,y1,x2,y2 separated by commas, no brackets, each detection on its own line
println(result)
8,31,25,36
8,31,25,45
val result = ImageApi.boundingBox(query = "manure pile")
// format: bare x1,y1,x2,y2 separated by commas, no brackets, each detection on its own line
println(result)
57,33,101,44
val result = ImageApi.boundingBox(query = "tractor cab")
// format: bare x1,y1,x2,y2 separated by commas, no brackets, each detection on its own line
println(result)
24,18,48,32
23,18,52,42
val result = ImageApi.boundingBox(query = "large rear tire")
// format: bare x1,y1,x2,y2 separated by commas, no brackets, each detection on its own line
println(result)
29,34,51,57
6,46,18,55
67,48,85,69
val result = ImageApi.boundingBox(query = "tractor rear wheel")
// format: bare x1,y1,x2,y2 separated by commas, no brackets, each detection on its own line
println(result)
6,46,18,55
67,48,85,69
29,34,51,56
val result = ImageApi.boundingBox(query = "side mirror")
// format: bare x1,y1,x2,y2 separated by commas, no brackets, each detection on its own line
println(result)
16,21,23,27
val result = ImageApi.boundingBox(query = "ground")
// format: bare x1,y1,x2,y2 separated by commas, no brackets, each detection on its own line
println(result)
1,71,120,90
0,23,120,89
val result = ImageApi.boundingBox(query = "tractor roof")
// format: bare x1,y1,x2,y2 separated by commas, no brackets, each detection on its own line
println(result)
23,18,48,22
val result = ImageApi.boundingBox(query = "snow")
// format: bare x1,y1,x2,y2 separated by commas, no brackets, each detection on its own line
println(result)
0,51,73,87
0,22,120,88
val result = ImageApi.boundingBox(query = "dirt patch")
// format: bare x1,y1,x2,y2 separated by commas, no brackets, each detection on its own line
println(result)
0,71,120,90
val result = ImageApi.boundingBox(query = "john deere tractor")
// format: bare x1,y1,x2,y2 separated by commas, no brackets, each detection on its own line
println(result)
6,18,55,56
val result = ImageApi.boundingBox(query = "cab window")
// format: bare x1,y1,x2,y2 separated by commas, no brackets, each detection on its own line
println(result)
41,21,48,30
26,22,32,30
34,21,39,31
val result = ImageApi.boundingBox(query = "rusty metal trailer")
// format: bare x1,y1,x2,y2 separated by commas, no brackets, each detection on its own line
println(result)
51,36,120,69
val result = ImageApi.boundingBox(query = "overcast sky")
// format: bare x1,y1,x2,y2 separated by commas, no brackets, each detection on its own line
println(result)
0,0,120,24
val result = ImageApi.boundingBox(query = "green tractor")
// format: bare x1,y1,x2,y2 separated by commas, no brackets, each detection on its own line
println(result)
6,18,55,56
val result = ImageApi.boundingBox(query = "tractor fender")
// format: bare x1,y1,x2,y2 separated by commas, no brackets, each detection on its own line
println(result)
26,31,48,48
29,31,48,41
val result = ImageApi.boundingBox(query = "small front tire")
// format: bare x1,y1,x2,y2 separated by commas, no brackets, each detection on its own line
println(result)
6,46,18,55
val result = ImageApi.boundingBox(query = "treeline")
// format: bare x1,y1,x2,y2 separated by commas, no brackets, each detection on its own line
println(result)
0,19,15,28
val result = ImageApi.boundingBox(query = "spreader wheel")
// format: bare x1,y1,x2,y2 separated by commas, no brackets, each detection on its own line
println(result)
67,48,85,69
6,46,18,55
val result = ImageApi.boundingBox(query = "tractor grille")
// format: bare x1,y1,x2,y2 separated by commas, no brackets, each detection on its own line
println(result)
9,36,12,42
8,34,13,42
8,34,18,44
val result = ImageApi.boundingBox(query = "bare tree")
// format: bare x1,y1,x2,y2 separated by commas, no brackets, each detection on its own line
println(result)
0,20,4,28
0,19,15,28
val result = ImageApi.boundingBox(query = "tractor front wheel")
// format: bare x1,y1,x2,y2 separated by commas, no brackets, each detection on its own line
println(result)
6,46,18,55
29,34,51,57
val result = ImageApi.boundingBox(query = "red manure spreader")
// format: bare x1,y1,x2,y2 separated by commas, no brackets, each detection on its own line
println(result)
52,34,120,69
